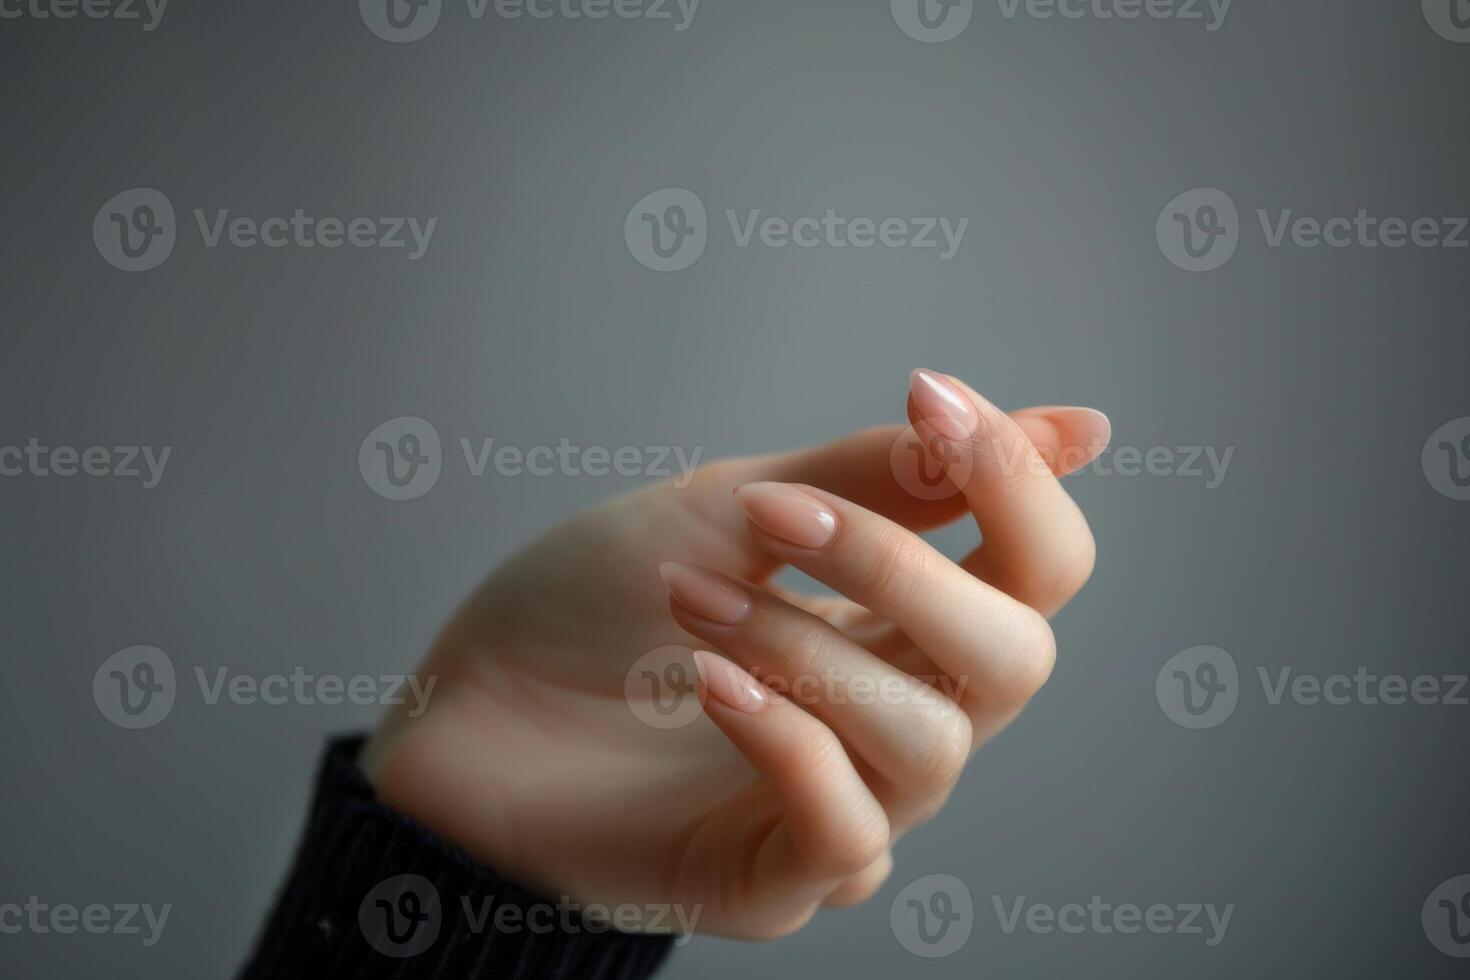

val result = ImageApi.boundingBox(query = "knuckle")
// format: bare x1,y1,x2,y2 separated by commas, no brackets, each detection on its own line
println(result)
913,705,973,791
816,812,891,878
824,852,893,908
1005,612,1057,704
969,422,1035,488
1045,528,1097,608
987,614,1058,714
781,622,832,689
786,725,846,782
747,908,817,942
858,527,925,608
677,457,740,495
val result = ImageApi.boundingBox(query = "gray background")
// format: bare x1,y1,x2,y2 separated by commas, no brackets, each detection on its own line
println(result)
2,0,1467,976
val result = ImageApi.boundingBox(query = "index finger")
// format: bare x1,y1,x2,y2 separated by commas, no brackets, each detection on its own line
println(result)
907,370,1100,616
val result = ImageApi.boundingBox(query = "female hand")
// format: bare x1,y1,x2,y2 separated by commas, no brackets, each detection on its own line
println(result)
360,370,1108,940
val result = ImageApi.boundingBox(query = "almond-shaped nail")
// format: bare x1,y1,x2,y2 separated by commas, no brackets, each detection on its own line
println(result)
910,369,980,438
1053,407,1112,449
692,649,767,714
659,562,753,625
734,482,837,549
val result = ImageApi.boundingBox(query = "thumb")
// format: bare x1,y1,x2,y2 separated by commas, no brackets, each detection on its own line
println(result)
1008,406,1113,477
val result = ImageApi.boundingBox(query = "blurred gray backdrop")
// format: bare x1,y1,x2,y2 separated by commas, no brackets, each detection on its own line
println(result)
2,0,1468,976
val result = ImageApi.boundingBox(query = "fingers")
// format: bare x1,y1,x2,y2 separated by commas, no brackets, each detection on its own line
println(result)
1009,406,1112,477
733,482,1056,734
662,562,973,819
908,370,1099,616
690,650,891,912
662,409,1110,587
822,851,893,908
759,407,1109,518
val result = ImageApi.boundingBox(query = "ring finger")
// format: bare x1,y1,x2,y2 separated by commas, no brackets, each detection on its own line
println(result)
661,561,973,815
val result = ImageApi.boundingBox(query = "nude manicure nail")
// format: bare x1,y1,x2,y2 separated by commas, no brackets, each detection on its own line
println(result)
1054,406,1112,449
659,562,753,625
910,369,980,438
733,482,838,549
692,649,768,714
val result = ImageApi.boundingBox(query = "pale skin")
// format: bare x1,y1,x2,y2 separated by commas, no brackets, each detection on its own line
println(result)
360,370,1108,941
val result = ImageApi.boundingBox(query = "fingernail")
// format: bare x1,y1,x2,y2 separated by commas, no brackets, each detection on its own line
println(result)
1055,407,1112,449
734,482,838,549
692,649,768,714
910,369,980,438
659,562,753,625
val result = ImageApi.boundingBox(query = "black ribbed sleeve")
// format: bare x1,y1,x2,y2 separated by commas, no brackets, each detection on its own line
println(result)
238,736,676,979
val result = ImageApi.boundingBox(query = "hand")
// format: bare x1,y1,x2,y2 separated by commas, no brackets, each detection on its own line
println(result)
360,370,1108,940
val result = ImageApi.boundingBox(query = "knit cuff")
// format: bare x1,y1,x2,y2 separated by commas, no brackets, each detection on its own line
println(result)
238,736,676,980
